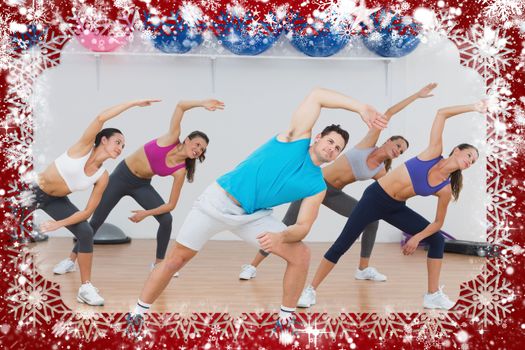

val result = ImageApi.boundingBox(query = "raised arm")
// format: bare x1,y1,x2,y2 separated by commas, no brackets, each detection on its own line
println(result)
71,99,161,155
160,99,224,144
419,100,487,159
281,88,387,142
355,83,437,149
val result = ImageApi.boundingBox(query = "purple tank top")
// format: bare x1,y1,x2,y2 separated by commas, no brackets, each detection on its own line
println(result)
405,156,450,196
143,139,186,177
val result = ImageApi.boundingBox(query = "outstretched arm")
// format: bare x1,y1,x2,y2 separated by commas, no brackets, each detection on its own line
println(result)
355,83,437,149
160,99,224,145
280,88,387,142
71,99,161,156
256,191,325,252
419,100,487,159
39,172,110,232
128,170,186,223
402,187,451,255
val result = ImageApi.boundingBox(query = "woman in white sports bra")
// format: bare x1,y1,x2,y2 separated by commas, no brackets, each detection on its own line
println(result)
32,99,159,306
238,83,437,286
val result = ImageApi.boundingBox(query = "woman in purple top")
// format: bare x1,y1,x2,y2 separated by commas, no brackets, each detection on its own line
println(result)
52,99,224,277
297,100,487,310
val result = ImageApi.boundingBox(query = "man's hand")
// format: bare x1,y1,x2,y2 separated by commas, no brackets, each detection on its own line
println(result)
256,232,283,253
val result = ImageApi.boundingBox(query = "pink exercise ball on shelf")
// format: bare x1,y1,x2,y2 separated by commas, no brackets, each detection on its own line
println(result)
76,31,129,52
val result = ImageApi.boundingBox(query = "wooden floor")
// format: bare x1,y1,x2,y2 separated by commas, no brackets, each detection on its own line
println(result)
30,238,484,316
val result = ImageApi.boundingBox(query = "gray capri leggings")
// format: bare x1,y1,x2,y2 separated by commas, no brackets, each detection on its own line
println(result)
31,185,94,253
84,160,173,260
258,181,379,259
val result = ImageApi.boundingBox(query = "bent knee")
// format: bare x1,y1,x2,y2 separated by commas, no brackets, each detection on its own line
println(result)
75,223,94,253
287,242,310,266
156,213,173,227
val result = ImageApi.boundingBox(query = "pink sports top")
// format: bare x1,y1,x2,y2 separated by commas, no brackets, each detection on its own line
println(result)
143,139,186,177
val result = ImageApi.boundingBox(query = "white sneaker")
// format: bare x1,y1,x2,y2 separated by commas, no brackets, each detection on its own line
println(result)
354,267,387,282
150,262,179,277
53,258,76,275
77,282,104,306
297,285,316,308
239,264,257,280
423,286,456,310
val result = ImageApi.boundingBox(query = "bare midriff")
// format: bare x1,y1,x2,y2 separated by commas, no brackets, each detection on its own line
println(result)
377,164,416,201
37,163,71,197
322,156,356,190
125,148,156,179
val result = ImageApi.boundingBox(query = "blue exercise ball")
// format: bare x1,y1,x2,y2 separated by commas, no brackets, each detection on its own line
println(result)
286,13,349,57
362,9,420,57
214,11,282,56
12,24,46,51
145,11,203,54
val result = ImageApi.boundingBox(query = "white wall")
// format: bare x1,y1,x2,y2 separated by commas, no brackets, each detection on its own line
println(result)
32,33,487,244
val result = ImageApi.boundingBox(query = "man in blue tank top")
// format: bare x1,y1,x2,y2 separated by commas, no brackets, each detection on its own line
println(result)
129,88,388,330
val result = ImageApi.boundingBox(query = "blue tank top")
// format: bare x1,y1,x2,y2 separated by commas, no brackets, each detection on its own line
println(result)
405,156,450,196
217,136,326,214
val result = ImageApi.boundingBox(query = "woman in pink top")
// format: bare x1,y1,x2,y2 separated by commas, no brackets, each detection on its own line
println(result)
52,99,224,277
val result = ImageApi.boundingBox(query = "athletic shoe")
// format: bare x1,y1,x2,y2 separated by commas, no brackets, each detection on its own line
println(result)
423,286,456,310
297,285,316,308
77,282,104,306
53,259,76,275
150,262,179,278
354,267,387,282
239,264,257,280
125,313,144,338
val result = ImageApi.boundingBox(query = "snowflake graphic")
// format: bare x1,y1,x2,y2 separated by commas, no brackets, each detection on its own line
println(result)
226,312,273,340
165,313,213,340
54,311,119,341
487,218,518,269
478,0,525,26
328,312,360,339
457,261,514,327
450,24,514,83
407,310,460,349
3,129,33,170
359,308,412,339
7,249,68,326
200,0,221,12
486,78,515,118
294,313,333,347
486,129,518,169
486,165,516,224
514,105,525,126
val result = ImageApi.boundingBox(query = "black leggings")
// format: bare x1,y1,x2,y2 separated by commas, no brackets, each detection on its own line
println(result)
31,186,94,253
84,161,173,260
282,181,379,258
324,181,445,264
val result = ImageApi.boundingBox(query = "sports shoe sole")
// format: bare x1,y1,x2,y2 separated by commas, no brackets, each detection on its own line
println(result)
354,276,387,281
296,302,312,308
77,295,104,306
53,268,76,275
423,303,453,310
239,274,256,280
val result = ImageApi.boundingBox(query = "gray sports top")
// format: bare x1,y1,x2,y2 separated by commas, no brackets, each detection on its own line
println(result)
344,147,384,180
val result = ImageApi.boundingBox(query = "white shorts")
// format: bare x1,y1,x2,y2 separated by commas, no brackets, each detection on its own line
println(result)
175,182,287,251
